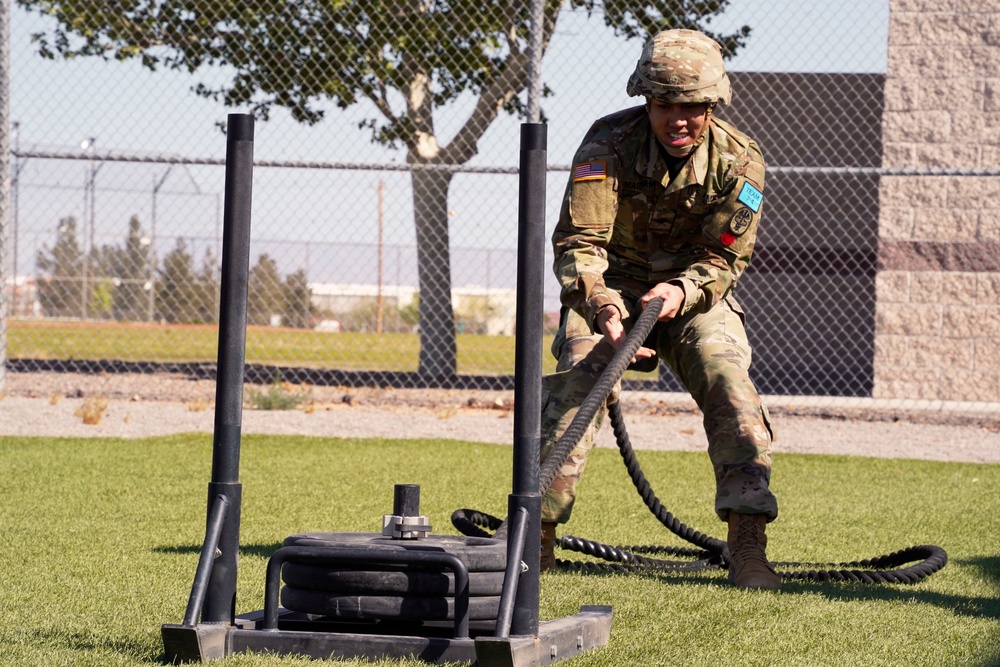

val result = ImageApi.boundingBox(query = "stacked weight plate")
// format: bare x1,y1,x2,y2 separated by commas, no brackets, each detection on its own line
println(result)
280,532,509,622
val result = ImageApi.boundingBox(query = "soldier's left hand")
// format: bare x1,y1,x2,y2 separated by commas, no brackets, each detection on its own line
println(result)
640,283,684,321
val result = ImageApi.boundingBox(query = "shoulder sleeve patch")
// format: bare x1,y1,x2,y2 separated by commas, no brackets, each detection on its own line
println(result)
569,158,617,231
573,161,607,182
737,181,763,213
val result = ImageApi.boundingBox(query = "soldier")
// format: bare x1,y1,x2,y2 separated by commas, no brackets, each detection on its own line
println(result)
539,28,780,589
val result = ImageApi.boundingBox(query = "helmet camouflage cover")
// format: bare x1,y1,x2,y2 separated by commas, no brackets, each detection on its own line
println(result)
626,29,733,106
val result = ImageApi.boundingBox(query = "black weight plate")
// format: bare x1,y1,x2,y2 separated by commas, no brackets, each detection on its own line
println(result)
280,585,501,621
283,532,507,571
282,561,506,596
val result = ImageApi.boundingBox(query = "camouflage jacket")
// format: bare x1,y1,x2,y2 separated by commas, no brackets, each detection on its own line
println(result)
553,105,766,329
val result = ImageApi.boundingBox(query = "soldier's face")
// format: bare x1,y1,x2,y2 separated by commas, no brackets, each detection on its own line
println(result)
648,100,710,156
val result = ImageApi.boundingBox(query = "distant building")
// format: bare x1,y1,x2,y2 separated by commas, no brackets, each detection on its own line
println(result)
5,276,42,318
308,283,517,336
309,283,418,314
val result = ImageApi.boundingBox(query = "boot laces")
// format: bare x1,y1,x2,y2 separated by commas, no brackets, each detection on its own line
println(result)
732,518,768,565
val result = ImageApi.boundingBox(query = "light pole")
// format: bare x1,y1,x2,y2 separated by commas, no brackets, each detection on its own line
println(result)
485,248,491,334
149,167,171,321
80,137,100,319
11,121,21,317
140,235,153,321
375,179,385,334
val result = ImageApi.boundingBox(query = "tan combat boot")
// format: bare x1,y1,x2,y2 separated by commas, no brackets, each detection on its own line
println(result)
727,512,781,590
540,521,557,572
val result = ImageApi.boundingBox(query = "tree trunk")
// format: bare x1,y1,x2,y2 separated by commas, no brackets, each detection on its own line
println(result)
411,167,457,380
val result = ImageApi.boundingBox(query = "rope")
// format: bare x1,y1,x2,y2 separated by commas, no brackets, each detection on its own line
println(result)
453,297,948,584
536,299,663,495
608,399,727,556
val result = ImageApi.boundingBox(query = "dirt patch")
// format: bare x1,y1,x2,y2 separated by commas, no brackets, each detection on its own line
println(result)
2,371,998,464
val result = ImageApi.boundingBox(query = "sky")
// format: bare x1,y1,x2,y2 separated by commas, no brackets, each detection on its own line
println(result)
6,0,890,308
8,0,889,161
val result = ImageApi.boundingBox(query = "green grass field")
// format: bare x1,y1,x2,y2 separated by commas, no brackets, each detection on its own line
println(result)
1,433,997,666
7,320,552,375
8,320,661,380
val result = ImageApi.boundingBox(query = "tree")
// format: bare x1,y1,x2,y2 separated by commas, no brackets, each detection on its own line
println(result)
86,244,115,319
36,216,84,318
455,294,505,335
22,0,748,375
247,253,283,326
196,247,220,324
282,268,315,329
157,238,211,323
112,215,154,322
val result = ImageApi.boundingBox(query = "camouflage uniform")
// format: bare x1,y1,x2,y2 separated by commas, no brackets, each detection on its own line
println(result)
540,102,778,526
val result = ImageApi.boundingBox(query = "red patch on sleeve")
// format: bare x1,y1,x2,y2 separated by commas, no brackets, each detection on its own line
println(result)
720,232,736,246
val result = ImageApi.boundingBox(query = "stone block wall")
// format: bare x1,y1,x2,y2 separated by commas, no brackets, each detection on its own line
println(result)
876,0,1000,402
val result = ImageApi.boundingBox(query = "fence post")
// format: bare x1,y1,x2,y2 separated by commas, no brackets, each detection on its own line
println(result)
526,0,544,124
0,0,11,391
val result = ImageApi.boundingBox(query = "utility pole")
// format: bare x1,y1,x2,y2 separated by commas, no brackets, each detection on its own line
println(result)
149,167,172,321
376,179,385,334
80,137,99,319
0,2,9,391
11,120,20,317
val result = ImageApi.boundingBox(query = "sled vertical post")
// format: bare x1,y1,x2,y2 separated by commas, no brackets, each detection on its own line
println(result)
509,122,547,637
202,113,255,624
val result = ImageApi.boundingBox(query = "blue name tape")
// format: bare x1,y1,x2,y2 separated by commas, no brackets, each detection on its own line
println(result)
737,182,763,213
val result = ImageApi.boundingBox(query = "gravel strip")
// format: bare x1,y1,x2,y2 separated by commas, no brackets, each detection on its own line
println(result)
1,372,998,464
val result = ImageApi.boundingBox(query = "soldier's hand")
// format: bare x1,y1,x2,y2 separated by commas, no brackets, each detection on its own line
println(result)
640,283,684,322
596,305,655,362
595,305,624,344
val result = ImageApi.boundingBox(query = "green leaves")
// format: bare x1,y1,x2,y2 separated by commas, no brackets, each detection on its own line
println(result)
19,0,748,149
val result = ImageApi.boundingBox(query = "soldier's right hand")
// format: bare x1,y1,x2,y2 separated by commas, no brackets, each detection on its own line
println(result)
640,282,685,322
596,305,655,363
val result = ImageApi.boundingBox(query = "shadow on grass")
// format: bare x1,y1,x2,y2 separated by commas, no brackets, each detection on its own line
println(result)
32,627,155,660
556,554,1000,622
146,548,997,666
781,555,1000,621
970,555,1000,587
152,542,285,559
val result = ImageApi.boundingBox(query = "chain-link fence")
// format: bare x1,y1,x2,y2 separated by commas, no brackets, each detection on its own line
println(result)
3,1,998,404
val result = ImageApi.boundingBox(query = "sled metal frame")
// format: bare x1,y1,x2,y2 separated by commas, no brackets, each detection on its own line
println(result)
163,605,612,666
160,116,612,666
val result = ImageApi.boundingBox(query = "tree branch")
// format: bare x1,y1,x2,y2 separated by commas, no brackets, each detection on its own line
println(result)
363,79,396,124
440,0,564,166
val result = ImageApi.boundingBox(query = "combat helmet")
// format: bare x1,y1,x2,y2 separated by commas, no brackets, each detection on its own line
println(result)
626,29,732,106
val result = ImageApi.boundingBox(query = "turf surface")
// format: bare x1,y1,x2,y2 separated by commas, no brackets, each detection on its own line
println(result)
1,434,997,666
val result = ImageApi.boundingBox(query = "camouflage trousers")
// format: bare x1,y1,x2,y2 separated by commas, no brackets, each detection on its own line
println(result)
540,292,778,525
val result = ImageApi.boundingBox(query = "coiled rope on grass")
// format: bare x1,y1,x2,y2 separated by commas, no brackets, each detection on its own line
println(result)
453,297,948,584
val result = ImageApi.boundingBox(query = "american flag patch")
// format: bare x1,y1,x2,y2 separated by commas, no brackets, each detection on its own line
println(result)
573,161,607,182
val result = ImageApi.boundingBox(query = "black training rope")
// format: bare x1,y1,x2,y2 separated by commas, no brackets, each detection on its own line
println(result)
453,297,948,584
